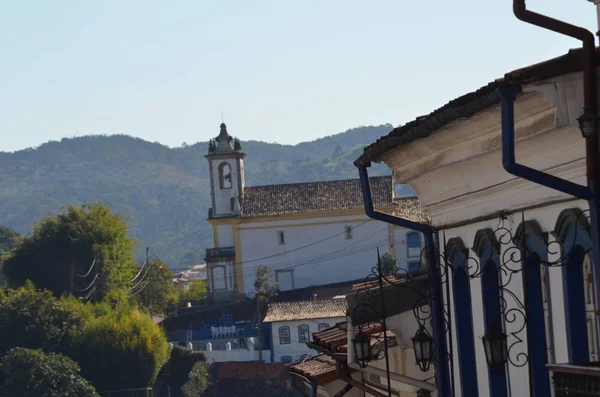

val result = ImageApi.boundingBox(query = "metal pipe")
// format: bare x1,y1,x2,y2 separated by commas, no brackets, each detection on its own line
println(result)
348,363,437,392
358,166,451,397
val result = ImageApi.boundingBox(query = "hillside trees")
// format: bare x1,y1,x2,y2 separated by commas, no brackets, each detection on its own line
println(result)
3,203,137,301
0,226,19,258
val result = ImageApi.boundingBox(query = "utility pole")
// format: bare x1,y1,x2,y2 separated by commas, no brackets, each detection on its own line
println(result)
256,290,263,362
69,264,74,294
590,0,600,37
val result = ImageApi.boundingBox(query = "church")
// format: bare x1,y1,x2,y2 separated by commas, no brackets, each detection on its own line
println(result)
204,122,423,301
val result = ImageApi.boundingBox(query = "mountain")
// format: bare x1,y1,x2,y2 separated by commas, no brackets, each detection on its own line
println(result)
0,124,400,268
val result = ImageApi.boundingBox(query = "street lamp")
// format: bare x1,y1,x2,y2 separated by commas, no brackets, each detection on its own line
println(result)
577,110,599,138
352,331,372,368
411,325,434,372
482,323,508,366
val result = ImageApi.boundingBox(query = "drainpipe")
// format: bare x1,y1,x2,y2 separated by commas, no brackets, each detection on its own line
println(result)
510,0,600,361
358,166,451,397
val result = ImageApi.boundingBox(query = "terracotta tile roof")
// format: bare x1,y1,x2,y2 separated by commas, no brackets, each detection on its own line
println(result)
310,322,397,355
241,176,393,218
392,197,428,223
286,354,338,385
355,47,600,167
263,299,347,323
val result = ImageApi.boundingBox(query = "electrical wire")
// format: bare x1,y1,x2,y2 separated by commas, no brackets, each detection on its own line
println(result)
75,258,97,278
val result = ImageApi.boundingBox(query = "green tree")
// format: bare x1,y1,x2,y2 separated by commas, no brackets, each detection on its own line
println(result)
3,204,137,301
0,348,98,397
157,346,207,397
179,279,208,305
0,283,87,356
0,226,19,258
138,259,179,315
254,265,278,306
73,306,169,392
181,362,210,397
380,250,398,276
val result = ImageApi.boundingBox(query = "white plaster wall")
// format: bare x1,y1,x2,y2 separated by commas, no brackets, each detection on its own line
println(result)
216,224,234,247
211,158,241,217
239,215,400,294
203,348,271,363
392,226,424,271
270,318,345,363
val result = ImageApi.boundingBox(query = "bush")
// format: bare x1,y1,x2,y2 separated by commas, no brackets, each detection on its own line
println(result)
159,346,207,397
0,348,98,397
181,362,210,397
0,283,86,355
73,306,169,392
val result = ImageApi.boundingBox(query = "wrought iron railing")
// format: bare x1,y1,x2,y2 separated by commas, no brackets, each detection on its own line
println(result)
205,247,235,260
549,363,600,397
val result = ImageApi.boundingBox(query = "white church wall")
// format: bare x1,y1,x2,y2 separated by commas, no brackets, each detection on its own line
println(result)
238,214,395,295
216,224,234,247
211,158,241,217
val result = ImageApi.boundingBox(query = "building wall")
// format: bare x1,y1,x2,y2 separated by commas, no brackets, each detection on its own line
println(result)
239,213,407,295
269,317,345,363
216,224,234,247
203,348,271,363
210,158,242,217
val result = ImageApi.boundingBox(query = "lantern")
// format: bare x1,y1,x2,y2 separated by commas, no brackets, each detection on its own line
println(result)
412,325,433,372
352,331,371,368
482,323,508,366
578,111,599,138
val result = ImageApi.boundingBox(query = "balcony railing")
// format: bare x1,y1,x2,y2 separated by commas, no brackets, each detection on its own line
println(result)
205,247,235,261
549,363,600,397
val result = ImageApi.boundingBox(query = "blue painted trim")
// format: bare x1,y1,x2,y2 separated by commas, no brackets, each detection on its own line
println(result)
452,266,479,397
523,254,551,397
357,166,452,397
563,249,589,362
498,85,592,201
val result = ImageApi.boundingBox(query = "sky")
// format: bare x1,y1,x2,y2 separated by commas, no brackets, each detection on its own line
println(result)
0,1,597,153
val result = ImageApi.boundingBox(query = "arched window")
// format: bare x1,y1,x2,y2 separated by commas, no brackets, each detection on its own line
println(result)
407,232,421,258
298,325,310,343
279,326,291,344
318,323,330,331
515,221,551,397
473,229,508,397
211,266,227,291
554,208,594,362
281,356,292,364
218,162,232,189
447,238,478,397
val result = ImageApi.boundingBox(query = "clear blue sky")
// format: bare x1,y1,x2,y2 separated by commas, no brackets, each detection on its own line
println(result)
0,1,596,152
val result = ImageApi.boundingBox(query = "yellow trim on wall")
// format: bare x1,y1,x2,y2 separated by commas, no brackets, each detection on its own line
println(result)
213,225,219,247
233,223,244,294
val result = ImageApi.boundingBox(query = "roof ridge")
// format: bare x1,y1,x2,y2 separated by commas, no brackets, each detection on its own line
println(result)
245,175,391,190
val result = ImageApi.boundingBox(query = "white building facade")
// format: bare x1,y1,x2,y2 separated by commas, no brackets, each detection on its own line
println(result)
205,122,424,301
356,48,600,397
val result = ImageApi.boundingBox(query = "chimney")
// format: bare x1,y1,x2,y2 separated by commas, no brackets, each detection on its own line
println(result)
313,293,317,301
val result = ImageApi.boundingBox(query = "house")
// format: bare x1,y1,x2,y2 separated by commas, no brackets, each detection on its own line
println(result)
204,122,425,301
287,273,436,397
355,48,600,397
263,298,347,364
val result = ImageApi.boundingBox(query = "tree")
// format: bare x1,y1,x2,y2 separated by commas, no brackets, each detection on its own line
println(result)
139,259,178,315
3,204,137,301
254,265,278,305
181,362,210,397
0,226,19,258
0,283,87,356
157,346,207,397
380,250,398,276
73,307,169,392
0,348,98,397
179,279,208,305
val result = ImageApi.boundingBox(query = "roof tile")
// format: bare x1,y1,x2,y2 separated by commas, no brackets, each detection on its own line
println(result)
263,299,347,323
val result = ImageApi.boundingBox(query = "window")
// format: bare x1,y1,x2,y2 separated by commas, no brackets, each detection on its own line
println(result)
407,232,421,258
281,356,292,364
218,162,232,189
278,231,285,245
211,266,227,291
299,354,309,361
298,325,310,343
345,226,353,239
318,323,330,331
408,262,420,272
279,326,291,344
275,270,294,291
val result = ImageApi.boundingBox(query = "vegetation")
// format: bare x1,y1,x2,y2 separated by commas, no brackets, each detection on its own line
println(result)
72,306,170,391
179,279,208,305
137,259,179,315
254,265,278,306
181,362,210,397
0,283,86,356
2,204,137,301
0,125,394,267
380,250,398,276
159,346,208,397
0,226,19,258
0,348,98,397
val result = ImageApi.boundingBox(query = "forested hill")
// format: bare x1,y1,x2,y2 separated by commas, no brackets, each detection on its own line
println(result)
0,124,397,268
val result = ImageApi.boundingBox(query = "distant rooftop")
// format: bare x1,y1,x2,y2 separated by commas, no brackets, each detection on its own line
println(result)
263,298,347,323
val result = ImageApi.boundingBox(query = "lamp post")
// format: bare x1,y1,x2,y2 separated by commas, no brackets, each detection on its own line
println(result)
578,111,600,138
352,331,372,368
411,325,434,372
482,323,508,366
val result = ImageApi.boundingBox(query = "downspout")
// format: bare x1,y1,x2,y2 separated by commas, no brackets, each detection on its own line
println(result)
509,0,600,368
357,166,451,397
